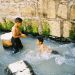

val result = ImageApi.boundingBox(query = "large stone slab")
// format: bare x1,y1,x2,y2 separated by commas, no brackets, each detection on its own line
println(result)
0,4,9,17
48,20,61,37
37,0,43,16
60,0,68,3
14,0,24,3
47,0,56,18
57,4,68,19
20,4,35,17
63,21,71,37
5,60,35,75
70,5,75,19
8,4,19,16
0,0,10,3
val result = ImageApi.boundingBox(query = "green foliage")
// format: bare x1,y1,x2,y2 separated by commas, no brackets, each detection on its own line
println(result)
1,21,7,30
19,25,24,32
26,25,33,33
0,18,50,37
23,19,33,33
70,30,75,40
6,19,14,30
22,19,26,31
22,19,38,35
0,22,2,30
32,19,38,33
42,19,50,36
70,25,75,40
1,18,14,31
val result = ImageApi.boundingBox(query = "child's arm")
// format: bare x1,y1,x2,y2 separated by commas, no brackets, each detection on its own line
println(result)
45,45,52,53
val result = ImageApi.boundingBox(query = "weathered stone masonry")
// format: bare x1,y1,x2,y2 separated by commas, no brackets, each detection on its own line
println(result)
0,0,75,37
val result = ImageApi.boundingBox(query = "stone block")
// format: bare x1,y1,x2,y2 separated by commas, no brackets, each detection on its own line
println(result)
57,4,68,19
20,5,35,17
70,5,75,19
63,21,71,37
5,60,35,75
47,0,56,19
14,0,24,3
0,0,10,3
48,20,61,37
60,0,68,4
0,4,9,17
8,4,18,16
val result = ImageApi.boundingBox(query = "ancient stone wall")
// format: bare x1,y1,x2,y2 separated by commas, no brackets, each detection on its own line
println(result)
0,0,38,18
0,0,75,37
42,0,75,37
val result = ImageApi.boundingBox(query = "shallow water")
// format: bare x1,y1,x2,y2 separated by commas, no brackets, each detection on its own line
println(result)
0,36,75,75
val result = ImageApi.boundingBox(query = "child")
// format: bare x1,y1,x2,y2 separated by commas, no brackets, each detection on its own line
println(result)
11,17,23,53
37,36,59,55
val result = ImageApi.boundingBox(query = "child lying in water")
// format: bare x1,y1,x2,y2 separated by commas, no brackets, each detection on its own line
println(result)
37,36,59,55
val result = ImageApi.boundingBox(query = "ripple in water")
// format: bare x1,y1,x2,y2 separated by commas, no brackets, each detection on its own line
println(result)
20,46,75,67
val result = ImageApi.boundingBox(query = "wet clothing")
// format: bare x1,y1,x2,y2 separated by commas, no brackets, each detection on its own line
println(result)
11,37,23,53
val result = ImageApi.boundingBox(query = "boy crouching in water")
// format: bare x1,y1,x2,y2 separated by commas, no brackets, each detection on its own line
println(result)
37,36,59,55
11,17,24,53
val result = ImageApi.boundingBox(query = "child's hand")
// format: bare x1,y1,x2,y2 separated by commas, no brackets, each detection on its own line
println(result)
21,34,27,38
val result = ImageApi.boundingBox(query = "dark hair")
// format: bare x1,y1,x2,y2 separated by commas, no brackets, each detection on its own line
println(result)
15,17,22,23
37,36,44,43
